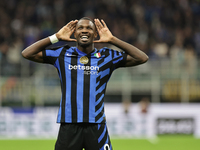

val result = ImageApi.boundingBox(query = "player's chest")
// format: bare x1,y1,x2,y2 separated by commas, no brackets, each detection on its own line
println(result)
62,55,112,76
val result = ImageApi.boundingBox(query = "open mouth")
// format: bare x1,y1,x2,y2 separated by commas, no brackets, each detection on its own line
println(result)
80,35,89,41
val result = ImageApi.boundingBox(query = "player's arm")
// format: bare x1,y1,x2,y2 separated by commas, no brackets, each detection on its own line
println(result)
94,19,148,67
21,38,51,63
108,36,148,67
21,20,78,63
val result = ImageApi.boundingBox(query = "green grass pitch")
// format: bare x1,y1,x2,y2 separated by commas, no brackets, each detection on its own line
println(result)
0,136,199,150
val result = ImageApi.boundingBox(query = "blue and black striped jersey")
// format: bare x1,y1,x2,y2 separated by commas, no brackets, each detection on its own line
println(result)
42,45,127,123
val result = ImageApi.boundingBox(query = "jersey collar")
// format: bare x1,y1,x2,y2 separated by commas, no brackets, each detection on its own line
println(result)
76,48,97,56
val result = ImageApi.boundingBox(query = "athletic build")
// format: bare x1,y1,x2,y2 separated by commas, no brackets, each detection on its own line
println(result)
22,17,148,150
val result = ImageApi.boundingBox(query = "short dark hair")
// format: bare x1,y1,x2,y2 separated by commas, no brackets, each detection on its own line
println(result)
78,17,94,25
78,17,96,30
79,17,93,22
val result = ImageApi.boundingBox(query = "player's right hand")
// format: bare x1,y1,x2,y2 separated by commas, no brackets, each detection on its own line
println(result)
56,20,78,42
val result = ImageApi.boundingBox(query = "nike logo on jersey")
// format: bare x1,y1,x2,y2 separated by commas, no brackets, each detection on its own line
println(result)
66,53,76,57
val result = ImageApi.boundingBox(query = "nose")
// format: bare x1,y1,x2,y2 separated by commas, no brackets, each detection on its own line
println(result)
81,28,88,33
81,26,90,33
81,31,88,34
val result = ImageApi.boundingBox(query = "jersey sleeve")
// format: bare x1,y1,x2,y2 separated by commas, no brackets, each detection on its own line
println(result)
111,49,127,69
42,47,63,66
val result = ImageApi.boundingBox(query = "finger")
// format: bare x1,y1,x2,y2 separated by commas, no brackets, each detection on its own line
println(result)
94,19,99,28
66,20,74,27
93,40,101,43
67,20,77,29
94,19,102,32
94,19,100,27
67,21,77,31
68,38,77,42
72,20,78,26
96,19,103,29
71,23,77,30
72,21,78,28
71,27,76,33
101,19,108,28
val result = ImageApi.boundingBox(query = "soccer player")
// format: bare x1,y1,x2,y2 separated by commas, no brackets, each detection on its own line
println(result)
22,17,148,150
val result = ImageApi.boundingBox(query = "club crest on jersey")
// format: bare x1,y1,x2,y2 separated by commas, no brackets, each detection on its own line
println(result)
94,52,101,58
80,56,89,64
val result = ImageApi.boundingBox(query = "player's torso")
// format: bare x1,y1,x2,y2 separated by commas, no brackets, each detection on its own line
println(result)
62,47,114,84
56,47,114,123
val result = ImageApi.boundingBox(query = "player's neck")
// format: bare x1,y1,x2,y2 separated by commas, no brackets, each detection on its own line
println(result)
77,44,94,54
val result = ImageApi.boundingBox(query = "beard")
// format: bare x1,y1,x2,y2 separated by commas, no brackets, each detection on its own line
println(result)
78,40,92,48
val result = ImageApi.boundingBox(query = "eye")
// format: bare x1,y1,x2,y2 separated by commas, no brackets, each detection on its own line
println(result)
78,27,83,30
87,27,93,30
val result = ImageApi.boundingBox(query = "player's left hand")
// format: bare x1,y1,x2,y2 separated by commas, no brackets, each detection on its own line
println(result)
94,19,114,43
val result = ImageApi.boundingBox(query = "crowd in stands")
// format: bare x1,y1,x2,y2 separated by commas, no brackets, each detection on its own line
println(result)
0,0,200,76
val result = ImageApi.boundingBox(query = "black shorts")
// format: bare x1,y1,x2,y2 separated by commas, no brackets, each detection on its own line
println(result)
55,123,112,150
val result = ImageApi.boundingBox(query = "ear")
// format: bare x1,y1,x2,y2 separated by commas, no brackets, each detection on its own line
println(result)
74,32,77,38
94,31,98,38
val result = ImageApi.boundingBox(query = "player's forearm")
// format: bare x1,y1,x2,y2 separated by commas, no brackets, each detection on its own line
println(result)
109,36,148,63
21,37,51,60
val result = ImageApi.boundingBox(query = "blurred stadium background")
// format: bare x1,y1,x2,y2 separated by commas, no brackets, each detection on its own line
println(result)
0,0,200,150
